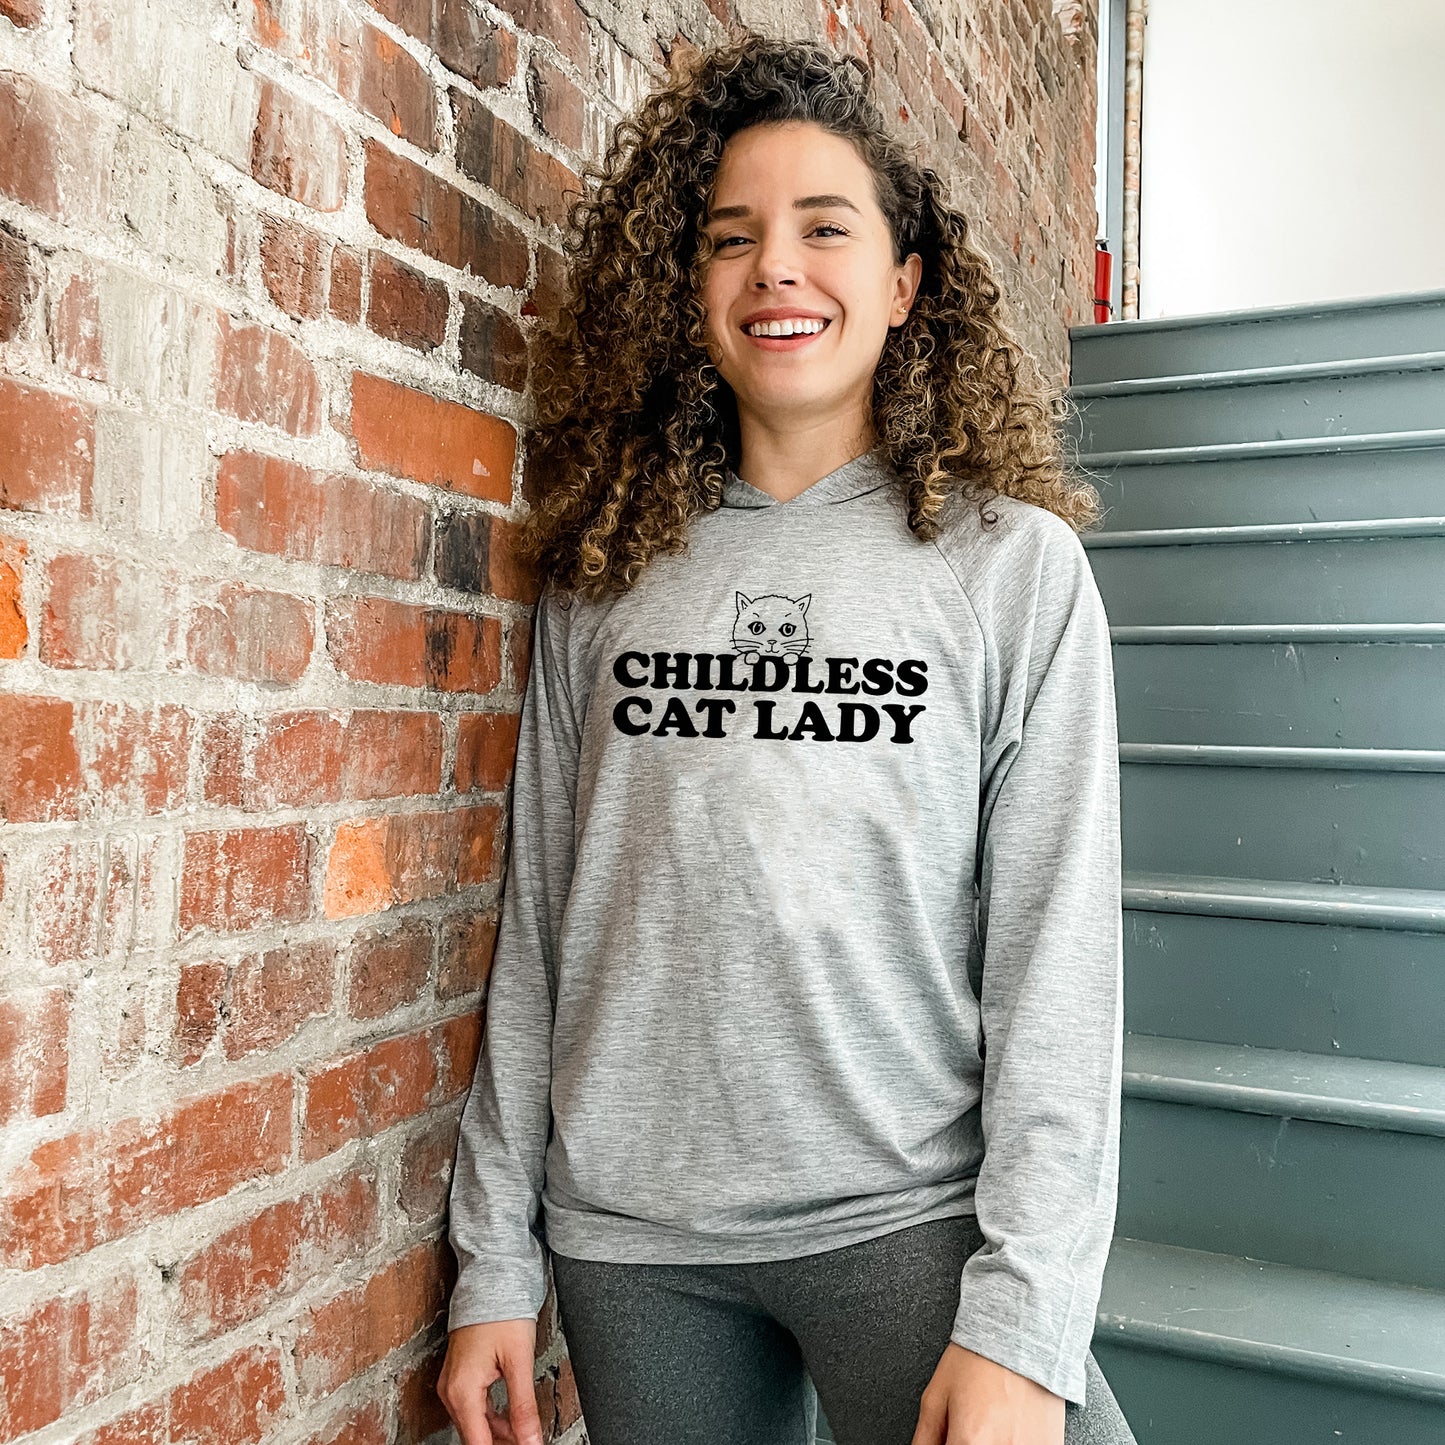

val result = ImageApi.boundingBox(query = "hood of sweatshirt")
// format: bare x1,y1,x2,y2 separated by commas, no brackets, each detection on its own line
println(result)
719,444,899,509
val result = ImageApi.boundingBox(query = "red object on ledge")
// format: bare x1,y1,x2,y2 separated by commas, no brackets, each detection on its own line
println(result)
1094,242,1113,323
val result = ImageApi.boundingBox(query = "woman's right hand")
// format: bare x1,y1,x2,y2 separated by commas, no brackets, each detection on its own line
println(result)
437,1319,545,1445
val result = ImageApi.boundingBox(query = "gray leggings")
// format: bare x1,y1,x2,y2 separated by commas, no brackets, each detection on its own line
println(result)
549,1210,1138,1445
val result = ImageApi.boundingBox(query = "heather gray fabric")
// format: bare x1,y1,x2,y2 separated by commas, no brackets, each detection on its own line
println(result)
448,444,1124,1406
549,1211,1137,1445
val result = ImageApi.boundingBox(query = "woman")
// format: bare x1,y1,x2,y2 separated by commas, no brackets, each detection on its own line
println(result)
437,31,1136,1445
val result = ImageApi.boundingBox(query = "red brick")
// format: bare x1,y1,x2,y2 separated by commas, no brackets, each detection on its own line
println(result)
172,960,226,1068
0,378,94,516
0,988,69,1125
51,271,106,382
490,0,588,70
438,905,497,998
41,555,181,671
527,52,585,152
326,594,503,693
0,1075,293,1269
216,316,323,436
454,93,581,229
363,139,528,286
487,513,542,603
251,79,346,211
524,239,568,321
366,251,449,352
454,711,519,793
247,708,443,809
329,246,363,323
396,1348,449,1445
77,1400,166,1445
350,371,515,500
247,1,436,151
509,606,533,689
187,583,314,685
0,226,34,341
0,1277,145,1443
302,1402,388,1445
199,715,245,808
398,1115,458,1222
302,1029,438,1161
176,1171,380,1340
216,450,431,582
0,535,27,659
433,1011,482,1100
260,216,329,320
27,839,101,963
355,25,436,148
0,0,43,25
458,292,528,391
85,703,191,817
366,0,518,89
176,938,336,1066
323,805,498,920
179,825,312,937
293,1241,451,1399
348,918,433,1019
0,694,80,823
168,1345,287,1445
0,72,115,223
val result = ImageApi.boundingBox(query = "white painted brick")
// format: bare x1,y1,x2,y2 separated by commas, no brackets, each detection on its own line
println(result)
111,126,230,279
74,0,261,174
93,407,209,537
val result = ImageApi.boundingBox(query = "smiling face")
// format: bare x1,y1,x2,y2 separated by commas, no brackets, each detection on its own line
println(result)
698,119,922,442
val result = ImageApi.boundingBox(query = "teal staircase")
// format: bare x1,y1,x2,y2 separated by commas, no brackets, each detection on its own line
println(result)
1069,290,1445,1444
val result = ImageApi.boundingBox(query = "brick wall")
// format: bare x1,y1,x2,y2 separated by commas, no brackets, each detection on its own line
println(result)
0,1,1097,1443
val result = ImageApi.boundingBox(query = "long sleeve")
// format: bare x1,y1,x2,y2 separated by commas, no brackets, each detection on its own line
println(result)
948,518,1124,1406
447,583,581,1329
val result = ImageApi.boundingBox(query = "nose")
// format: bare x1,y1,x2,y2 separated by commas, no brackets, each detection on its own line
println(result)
748,230,802,288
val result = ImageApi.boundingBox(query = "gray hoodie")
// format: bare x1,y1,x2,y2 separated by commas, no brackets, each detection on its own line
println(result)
447,444,1123,1406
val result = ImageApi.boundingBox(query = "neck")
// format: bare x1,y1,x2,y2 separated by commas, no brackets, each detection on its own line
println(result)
733,415,878,504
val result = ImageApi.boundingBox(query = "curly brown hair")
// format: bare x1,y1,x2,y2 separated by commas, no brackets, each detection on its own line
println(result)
517,30,1101,601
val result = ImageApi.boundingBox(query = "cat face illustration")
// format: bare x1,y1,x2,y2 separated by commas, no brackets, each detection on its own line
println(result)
732,591,812,662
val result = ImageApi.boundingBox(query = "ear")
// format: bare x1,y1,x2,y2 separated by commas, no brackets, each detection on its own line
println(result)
736,591,752,613
892,252,924,325
795,593,812,614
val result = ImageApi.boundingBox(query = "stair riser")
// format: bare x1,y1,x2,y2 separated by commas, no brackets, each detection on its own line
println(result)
1112,642,1445,749
1069,366,1445,453
1090,1340,1445,1445
1118,1099,1445,1289
1122,764,1445,893
1069,297,1445,384
1080,444,1445,531
1089,534,1445,626
1124,910,1445,1068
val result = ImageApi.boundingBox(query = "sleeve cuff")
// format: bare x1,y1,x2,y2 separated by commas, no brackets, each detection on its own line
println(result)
951,1261,1093,1406
446,1255,548,1333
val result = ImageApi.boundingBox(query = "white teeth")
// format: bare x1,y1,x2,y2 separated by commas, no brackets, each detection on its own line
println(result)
745,318,827,337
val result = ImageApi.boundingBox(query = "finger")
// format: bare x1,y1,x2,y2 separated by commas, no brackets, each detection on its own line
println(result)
501,1352,545,1445
909,1390,947,1445
440,1371,498,1445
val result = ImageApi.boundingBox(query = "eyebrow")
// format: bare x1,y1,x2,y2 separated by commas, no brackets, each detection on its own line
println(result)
705,193,863,223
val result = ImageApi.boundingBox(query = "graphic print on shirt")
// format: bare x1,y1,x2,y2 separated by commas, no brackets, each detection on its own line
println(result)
611,587,928,745
731,591,812,664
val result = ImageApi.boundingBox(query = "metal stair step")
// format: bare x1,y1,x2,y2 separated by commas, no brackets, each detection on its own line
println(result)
1080,441,1445,533
1069,355,1445,454
1097,1235,1445,1399
1088,528,1445,627
1122,1034,1445,1137
1069,286,1445,384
